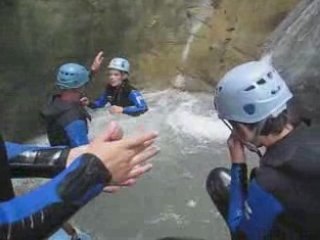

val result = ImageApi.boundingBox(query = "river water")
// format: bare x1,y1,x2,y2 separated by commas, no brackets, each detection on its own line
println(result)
29,89,237,240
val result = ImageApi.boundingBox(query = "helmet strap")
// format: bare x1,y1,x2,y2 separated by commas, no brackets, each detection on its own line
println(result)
245,118,268,158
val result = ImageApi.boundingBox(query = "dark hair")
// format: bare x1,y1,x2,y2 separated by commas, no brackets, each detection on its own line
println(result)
231,99,308,136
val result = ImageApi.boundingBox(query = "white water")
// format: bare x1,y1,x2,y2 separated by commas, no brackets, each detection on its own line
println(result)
88,90,228,144
28,90,231,240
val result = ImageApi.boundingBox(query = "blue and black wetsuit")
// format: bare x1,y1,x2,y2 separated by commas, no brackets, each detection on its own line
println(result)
41,95,91,147
207,124,320,239
0,135,110,240
88,80,148,116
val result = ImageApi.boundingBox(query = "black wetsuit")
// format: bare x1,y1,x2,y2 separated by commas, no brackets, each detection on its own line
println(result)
0,136,110,239
41,95,91,147
207,124,320,239
89,80,148,116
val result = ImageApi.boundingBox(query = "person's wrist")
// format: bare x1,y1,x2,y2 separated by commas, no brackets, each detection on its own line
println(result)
82,153,113,185
67,145,88,167
229,150,246,163
231,158,246,164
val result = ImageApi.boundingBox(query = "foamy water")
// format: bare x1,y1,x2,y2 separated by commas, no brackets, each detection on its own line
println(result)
28,90,231,240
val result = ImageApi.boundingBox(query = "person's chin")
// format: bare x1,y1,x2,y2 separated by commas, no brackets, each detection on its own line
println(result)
110,82,120,87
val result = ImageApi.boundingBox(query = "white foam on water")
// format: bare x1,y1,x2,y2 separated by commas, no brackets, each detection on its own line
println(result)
29,90,229,146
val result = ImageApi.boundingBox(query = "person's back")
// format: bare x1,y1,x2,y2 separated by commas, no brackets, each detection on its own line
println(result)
41,63,91,148
207,58,320,239
41,94,90,147
257,123,320,238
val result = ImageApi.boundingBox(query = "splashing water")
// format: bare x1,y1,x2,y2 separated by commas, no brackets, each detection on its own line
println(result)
28,90,231,240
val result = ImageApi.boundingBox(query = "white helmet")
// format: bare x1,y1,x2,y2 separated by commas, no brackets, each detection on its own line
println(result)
108,58,130,73
214,58,293,123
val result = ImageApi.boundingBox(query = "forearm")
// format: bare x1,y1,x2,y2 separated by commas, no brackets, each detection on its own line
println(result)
88,93,108,109
123,105,147,116
0,154,110,240
9,147,70,178
228,163,248,233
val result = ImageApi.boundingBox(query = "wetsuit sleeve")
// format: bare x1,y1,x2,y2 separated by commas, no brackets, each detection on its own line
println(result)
88,91,109,109
5,142,70,178
64,120,89,147
123,90,148,116
228,163,284,239
0,154,111,240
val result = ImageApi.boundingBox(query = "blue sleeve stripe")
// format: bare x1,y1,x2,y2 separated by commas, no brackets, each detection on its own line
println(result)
123,91,147,115
65,120,89,147
5,142,66,160
228,164,246,232
0,158,82,224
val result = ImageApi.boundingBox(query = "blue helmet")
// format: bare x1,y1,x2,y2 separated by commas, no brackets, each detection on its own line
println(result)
214,57,293,123
56,63,90,89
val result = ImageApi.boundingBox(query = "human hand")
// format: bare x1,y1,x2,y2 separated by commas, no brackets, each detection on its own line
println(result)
87,125,159,185
227,133,246,164
91,51,105,74
80,97,90,106
109,105,124,114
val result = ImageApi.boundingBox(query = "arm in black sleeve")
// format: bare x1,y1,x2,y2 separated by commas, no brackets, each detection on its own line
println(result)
9,146,70,178
0,154,111,240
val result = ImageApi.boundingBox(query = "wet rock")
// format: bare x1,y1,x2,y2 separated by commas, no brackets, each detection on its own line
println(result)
267,0,320,122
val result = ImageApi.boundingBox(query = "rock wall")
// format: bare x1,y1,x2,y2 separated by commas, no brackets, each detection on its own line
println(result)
0,0,298,140
267,0,320,122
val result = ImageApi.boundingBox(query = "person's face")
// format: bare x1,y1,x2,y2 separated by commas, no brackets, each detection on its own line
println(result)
71,86,86,100
108,69,126,87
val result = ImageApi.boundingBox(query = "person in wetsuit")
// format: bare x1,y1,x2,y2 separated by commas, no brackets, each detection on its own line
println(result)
83,57,148,116
206,58,320,239
41,52,104,148
0,121,158,240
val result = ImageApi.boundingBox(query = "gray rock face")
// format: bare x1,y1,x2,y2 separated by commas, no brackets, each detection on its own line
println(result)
267,0,320,122
0,0,304,139
0,0,192,140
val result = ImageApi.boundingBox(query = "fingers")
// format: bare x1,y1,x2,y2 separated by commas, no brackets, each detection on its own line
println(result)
103,186,121,193
128,163,153,179
96,51,104,61
98,121,123,142
125,132,158,148
105,121,123,141
130,146,159,166
103,178,138,193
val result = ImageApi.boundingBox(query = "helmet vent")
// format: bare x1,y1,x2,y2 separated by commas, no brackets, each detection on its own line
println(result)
243,104,255,115
271,86,281,95
244,85,255,92
267,72,273,79
218,86,223,92
257,79,266,85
